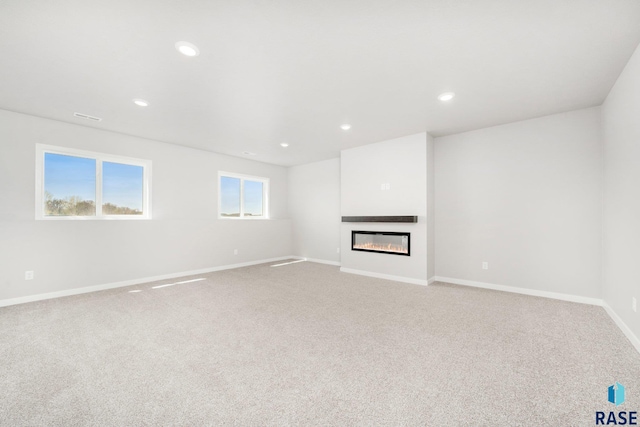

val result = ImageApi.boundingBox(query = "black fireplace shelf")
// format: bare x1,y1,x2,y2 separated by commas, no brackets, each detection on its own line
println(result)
341,216,418,223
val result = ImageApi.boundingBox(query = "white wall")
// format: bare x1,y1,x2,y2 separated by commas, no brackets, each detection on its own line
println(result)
0,109,292,301
602,43,640,341
426,133,435,281
435,107,602,298
288,158,341,264
340,133,428,283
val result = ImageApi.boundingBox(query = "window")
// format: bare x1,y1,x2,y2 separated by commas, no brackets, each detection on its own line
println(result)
36,144,151,219
218,172,269,219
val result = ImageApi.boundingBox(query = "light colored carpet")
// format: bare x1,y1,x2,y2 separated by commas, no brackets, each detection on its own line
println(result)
1,261,638,426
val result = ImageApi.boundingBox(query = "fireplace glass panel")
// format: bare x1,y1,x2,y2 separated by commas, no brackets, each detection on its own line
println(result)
351,231,410,256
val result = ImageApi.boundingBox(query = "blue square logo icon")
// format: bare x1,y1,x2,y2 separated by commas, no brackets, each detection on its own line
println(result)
608,382,626,406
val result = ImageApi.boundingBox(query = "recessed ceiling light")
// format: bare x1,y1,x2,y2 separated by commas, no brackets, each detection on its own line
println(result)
175,41,200,57
133,98,149,107
243,151,257,156
280,143,289,148
340,124,351,130
438,92,455,101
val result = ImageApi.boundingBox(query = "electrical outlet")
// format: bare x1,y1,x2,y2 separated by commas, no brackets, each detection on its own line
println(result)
233,249,238,255
25,271,34,280
482,262,488,270
633,297,637,313
336,247,340,253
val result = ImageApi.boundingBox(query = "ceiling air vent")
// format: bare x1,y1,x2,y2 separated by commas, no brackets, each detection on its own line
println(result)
73,112,102,122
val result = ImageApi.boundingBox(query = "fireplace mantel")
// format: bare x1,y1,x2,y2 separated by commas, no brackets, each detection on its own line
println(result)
341,216,418,223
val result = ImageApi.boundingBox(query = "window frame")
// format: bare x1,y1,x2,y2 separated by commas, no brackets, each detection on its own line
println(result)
35,144,152,220
218,171,269,220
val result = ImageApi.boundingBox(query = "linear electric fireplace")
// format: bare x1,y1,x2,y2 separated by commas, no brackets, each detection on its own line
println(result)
351,231,410,256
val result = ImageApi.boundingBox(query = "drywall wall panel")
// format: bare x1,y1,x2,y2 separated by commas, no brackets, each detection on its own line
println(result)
435,107,602,298
340,133,428,282
427,133,435,280
0,109,291,300
602,42,640,341
288,158,341,263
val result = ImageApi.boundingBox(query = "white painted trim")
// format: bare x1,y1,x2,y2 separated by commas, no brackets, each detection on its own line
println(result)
0,256,296,308
340,267,428,286
35,143,152,220
602,302,640,355
431,276,639,355
433,276,603,306
428,276,436,285
217,171,270,220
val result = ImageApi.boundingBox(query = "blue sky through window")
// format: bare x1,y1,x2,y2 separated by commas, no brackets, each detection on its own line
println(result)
45,153,144,211
103,162,143,210
244,180,263,216
220,176,241,215
44,153,96,202
220,176,264,216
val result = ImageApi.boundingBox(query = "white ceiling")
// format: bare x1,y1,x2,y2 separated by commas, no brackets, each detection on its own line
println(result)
1,1,640,166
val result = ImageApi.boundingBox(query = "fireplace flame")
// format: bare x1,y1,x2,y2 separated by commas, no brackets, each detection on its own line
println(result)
353,242,408,254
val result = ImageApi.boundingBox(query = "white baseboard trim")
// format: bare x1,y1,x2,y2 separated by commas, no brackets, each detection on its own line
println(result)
433,276,639,355
0,256,297,308
433,276,603,306
340,267,428,287
427,276,436,285
602,302,640,355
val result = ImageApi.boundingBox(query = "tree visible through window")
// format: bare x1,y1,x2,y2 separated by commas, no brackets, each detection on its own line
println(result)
219,172,268,218
102,161,144,215
36,145,151,219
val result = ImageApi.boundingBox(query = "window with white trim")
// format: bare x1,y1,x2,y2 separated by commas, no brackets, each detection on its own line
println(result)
36,144,152,219
218,172,269,219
